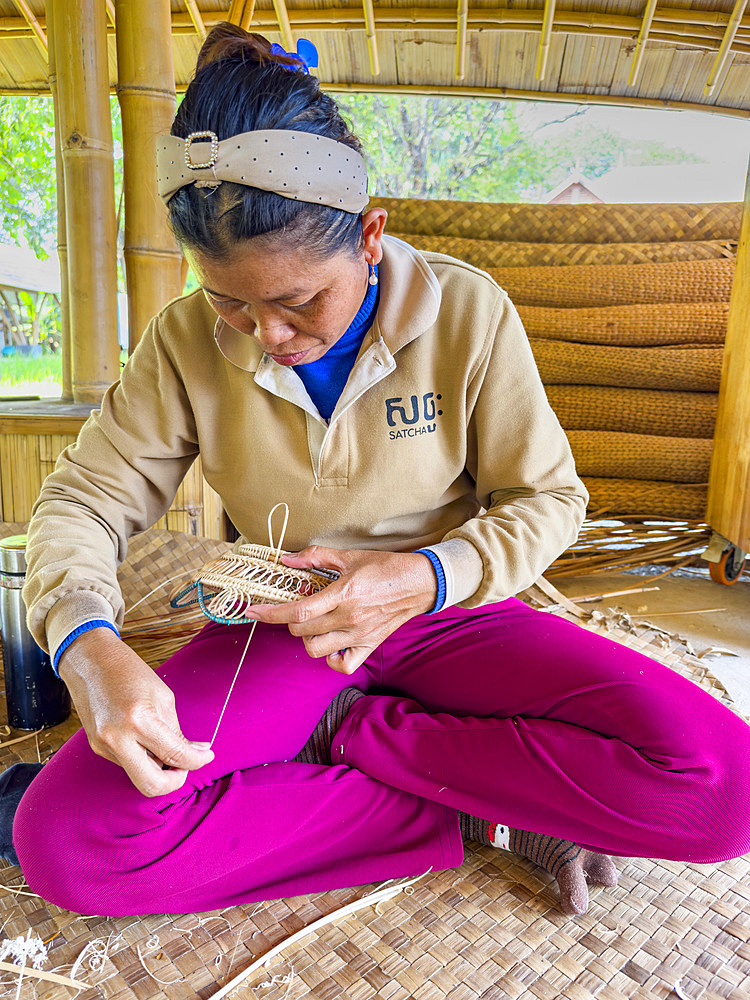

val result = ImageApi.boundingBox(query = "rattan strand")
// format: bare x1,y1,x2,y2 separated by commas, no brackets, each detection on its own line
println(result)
583,477,708,520
371,198,742,244
517,301,729,345
392,232,738,267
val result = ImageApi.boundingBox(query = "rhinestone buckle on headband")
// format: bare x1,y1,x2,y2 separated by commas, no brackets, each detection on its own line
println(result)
184,131,219,170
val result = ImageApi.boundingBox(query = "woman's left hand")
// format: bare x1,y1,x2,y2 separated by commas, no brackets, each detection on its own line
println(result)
245,547,438,673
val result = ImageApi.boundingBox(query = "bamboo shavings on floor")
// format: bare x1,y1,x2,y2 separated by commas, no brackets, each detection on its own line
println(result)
209,871,428,1000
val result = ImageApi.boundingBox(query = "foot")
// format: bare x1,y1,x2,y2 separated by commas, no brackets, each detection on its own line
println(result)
292,688,365,764
460,813,618,914
0,762,44,866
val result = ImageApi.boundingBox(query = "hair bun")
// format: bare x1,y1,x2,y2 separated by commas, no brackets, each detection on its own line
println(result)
197,23,303,74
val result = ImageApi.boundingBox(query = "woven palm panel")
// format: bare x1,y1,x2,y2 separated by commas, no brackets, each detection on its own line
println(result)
394,233,738,267
370,198,743,244
518,302,730,346
567,431,712,484
489,259,735,307
547,386,718,438
583,478,707,520
532,341,723,391
0,571,746,1000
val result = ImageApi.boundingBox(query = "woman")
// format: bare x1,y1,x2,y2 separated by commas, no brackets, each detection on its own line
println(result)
13,26,750,918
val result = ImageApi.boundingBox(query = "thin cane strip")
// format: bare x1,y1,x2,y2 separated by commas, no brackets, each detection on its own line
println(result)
209,625,256,748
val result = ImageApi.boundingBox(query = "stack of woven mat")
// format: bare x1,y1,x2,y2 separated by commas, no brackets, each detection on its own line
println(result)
375,198,741,522
0,524,747,998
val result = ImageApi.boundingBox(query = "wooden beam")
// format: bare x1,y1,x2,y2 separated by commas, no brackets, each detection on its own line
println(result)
704,0,750,95
115,0,182,352
363,0,380,75
456,0,468,79
184,0,207,39
11,0,46,55
627,0,659,87
53,0,120,403
536,0,557,80
706,153,750,553
272,0,294,50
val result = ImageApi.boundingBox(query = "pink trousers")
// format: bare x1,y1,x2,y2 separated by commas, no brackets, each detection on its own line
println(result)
14,599,750,915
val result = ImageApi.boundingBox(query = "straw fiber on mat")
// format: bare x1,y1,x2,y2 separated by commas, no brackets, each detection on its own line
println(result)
393,233,739,267
546,385,718,439
0,525,748,1000
517,302,730,346
370,198,742,244
583,478,708,520
531,341,724,391
566,431,712,484
489,259,735,308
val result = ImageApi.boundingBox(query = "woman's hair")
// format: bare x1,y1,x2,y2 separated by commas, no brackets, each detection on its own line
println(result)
168,24,365,261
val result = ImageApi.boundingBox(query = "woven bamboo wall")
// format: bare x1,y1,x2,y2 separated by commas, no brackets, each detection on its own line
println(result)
0,414,224,539
377,198,743,520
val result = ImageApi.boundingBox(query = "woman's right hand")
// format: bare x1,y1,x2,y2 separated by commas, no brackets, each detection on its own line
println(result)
57,627,214,797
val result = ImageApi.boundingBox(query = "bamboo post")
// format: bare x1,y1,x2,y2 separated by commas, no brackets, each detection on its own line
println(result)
627,0,659,87
536,0,557,79
115,0,182,352
455,0,467,79
46,0,72,400
363,0,380,75
273,0,294,51
183,0,207,40
52,0,120,404
241,1,256,30
706,155,750,554
704,0,749,95
11,0,46,55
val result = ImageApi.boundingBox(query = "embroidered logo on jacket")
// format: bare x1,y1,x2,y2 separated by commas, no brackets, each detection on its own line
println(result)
385,393,443,439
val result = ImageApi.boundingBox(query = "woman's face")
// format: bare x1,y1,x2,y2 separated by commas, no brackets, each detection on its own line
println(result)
187,239,371,367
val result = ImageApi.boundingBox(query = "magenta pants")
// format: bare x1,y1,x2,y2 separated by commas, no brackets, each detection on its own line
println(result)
14,599,750,916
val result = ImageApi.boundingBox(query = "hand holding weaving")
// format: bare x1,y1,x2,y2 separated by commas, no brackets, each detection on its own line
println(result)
244,546,438,674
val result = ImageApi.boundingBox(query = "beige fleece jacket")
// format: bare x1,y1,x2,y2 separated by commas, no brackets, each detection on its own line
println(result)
24,235,588,660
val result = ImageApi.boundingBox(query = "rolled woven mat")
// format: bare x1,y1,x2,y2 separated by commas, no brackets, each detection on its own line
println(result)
546,385,718,438
567,430,712,483
393,232,738,267
583,477,708,520
370,197,742,244
489,259,735,307
531,340,723,391
518,301,729,345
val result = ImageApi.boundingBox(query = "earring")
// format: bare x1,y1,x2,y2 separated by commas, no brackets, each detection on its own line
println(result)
368,262,379,286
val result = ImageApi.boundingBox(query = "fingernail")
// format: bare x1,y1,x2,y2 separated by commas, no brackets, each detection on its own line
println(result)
193,741,212,750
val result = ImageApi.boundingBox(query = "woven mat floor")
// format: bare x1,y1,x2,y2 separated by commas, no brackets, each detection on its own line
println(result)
0,526,747,999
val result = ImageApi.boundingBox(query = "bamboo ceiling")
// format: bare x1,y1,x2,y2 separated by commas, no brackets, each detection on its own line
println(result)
0,0,749,116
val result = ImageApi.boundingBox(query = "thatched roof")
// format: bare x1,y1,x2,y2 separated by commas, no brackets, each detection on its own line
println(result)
2,1,749,115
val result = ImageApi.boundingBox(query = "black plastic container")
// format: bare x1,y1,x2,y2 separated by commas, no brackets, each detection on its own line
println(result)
0,535,71,730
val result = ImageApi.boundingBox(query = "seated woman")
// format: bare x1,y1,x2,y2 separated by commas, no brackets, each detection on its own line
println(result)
11,24,750,919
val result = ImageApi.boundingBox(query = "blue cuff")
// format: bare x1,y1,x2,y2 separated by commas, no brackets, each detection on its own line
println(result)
53,620,119,676
415,548,447,615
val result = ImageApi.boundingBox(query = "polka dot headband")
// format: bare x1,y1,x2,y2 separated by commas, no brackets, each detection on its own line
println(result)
156,129,369,213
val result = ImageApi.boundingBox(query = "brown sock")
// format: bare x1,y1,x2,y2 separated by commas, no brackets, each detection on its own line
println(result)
292,688,365,765
459,812,618,915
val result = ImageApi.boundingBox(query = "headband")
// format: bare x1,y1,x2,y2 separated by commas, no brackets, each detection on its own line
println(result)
156,129,369,213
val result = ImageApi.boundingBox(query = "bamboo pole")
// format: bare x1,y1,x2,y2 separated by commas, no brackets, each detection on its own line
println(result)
242,0,256,29
227,0,246,25
272,0,295,50
363,0,380,75
115,0,182,352
106,1,116,26
183,0,207,40
11,0,45,55
706,155,750,555
536,0,557,79
456,0,468,80
627,0,658,87
53,0,120,403
704,0,749,95
45,0,72,401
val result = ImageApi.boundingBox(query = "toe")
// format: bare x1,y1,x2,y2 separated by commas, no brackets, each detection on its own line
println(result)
582,851,619,888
